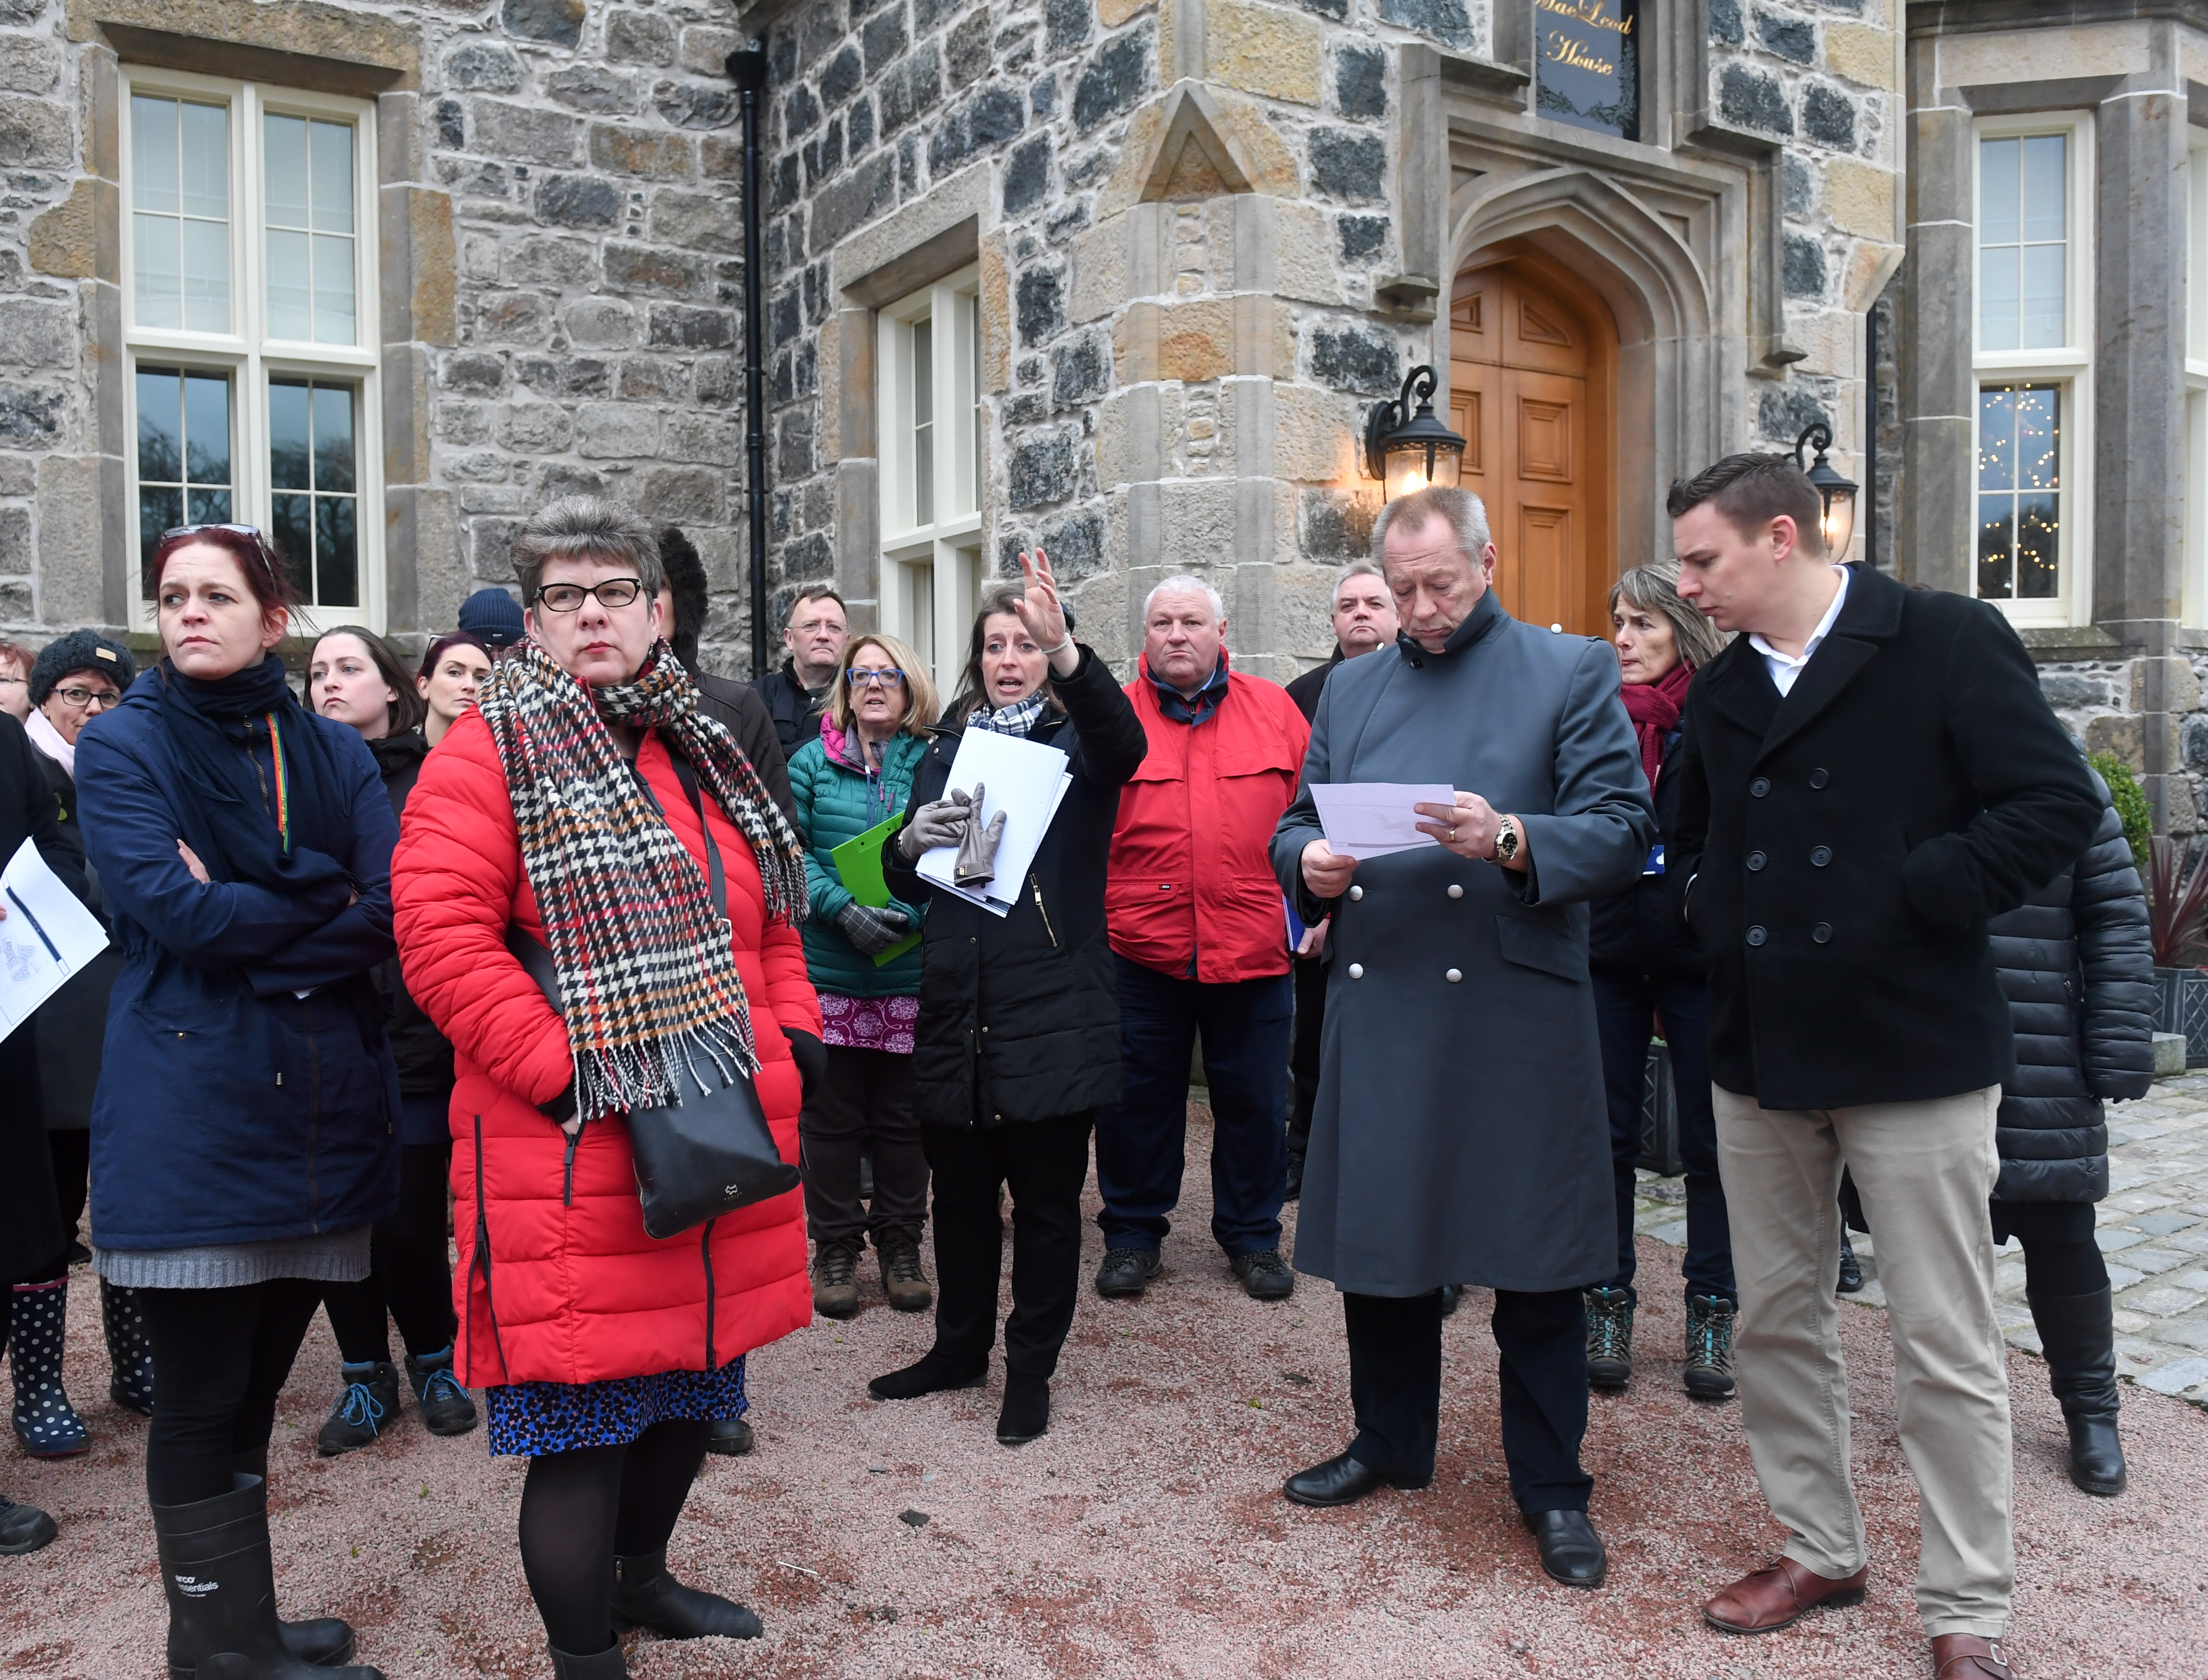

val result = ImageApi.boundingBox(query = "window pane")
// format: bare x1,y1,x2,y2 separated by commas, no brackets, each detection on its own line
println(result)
132,96,179,216
1977,383,2062,606
186,487,232,525
139,486,182,597
269,379,311,490
971,295,983,512
181,216,229,334
2019,243,2064,351
311,384,355,492
315,495,358,606
2020,135,2065,244
309,120,354,235
137,367,182,482
913,319,933,428
1979,138,2019,248
134,213,181,329
1979,247,2019,352
2016,386,2060,490
183,372,231,485
2016,494,2060,598
915,424,934,527
264,115,309,229
1978,387,2016,491
1977,498,2015,600
266,228,311,340
180,101,227,220
311,234,355,344
270,494,313,597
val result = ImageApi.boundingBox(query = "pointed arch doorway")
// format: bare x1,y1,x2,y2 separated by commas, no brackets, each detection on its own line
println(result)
1447,247,1620,638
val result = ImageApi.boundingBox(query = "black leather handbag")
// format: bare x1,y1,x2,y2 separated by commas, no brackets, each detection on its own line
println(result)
506,758,801,1240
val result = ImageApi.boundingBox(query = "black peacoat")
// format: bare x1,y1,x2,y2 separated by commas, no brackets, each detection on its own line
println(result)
1666,564,2104,1111
883,646,1148,1129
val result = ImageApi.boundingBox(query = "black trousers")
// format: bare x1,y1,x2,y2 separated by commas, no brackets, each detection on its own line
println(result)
1990,1199,2109,1296
923,1114,1093,1381
139,1279,326,1507
1286,951,1325,1155
1344,1286,1594,1514
800,1045,928,1248
323,1141,458,1365
48,1128,90,1237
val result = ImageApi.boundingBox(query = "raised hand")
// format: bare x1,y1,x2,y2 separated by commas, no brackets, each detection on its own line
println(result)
1014,549,1078,676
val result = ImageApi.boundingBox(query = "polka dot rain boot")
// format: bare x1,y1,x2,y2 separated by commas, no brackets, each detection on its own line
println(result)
102,1280,156,1417
9,1279,89,1457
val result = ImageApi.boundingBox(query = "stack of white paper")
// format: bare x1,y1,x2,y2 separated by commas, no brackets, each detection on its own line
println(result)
1308,782,1457,860
917,729,1074,917
0,837,108,1043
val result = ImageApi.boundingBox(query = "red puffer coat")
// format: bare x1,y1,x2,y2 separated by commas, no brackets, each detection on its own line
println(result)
391,710,816,1388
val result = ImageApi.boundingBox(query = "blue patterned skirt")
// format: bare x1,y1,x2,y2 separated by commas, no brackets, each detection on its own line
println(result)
484,1358,748,1457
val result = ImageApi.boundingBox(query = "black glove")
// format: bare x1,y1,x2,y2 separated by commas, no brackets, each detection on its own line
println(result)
780,1026,826,1100
537,1082,578,1127
835,901,912,955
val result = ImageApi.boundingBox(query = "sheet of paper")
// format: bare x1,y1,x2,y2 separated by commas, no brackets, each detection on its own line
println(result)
1307,782,1457,860
0,836,108,1043
917,730,1073,919
828,812,922,964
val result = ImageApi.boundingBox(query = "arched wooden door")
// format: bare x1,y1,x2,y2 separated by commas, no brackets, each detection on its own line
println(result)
1447,255,1617,637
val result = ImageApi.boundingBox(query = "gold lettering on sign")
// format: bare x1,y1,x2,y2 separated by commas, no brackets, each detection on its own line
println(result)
1535,0,1632,35
1546,30,1614,74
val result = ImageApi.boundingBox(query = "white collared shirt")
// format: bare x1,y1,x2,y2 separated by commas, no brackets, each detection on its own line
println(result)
1748,566,1850,698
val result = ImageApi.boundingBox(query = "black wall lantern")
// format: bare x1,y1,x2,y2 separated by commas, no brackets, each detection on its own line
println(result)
1365,365,1466,500
1792,421,1859,560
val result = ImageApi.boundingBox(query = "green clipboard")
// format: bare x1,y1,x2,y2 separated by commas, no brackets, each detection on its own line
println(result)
829,812,922,966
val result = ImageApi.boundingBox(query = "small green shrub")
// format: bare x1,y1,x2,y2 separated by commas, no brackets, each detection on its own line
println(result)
2089,751,2152,877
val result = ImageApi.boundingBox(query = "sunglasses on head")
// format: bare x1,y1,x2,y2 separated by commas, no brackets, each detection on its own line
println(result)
161,523,264,541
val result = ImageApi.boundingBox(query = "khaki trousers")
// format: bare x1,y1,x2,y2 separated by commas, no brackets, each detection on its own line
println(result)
1711,1084,2012,1639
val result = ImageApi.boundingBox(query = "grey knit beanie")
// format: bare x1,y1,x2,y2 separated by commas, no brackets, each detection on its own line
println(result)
29,630,136,706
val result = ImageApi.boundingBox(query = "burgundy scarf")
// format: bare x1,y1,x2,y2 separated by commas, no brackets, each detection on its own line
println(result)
1620,660,1694,792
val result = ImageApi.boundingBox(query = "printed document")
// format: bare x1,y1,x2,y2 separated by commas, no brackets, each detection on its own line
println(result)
0,837,107,1043
1308,782,1457,860
917,730,1073,917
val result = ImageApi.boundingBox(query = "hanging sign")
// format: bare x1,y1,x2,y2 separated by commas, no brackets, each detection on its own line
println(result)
1534,0,1639,141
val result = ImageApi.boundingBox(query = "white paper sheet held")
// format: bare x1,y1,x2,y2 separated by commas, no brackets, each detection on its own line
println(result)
1308,782,1457,860
917,729,1074,916
0,836,108,1043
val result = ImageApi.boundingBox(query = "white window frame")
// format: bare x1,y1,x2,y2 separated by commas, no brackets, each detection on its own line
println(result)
120,66,384,631
1970,110,2095,629
878,270,983,700
2187,130,2208,628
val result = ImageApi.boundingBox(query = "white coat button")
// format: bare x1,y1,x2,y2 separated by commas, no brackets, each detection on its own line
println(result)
1348,963,1365,979
1446,883,1463,899
1348,885,1363,901
1550,623,1563,633
1445,968,1462,983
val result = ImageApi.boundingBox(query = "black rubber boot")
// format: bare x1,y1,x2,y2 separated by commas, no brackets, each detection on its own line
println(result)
104,1280,157,1416
9,1278,88,1456
154,1474,382,1680
2031,1287,2127,1496
547,1644,629,1680
609,1547,763,1640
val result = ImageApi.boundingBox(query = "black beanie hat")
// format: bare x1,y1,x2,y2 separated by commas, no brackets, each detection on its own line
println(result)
29,630,135,706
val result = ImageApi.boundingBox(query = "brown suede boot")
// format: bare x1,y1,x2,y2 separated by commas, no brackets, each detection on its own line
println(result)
811,1240,860,1319
876,1227,932,1313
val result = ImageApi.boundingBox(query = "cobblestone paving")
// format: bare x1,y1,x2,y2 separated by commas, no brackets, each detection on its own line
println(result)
1631,1072,2208,1405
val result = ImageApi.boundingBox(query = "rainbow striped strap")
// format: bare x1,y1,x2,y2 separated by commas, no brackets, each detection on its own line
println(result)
264,710,291,854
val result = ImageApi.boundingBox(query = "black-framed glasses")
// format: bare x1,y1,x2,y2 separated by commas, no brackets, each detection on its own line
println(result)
160,522,264,541
52,686,121,710
533,578,645,612
847,667,906,688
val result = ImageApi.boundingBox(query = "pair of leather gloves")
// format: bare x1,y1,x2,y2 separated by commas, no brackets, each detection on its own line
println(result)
893,783,1007,888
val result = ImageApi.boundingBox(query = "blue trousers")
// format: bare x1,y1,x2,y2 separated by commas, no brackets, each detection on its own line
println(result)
1591,968,1736,1306
1095,955,1291,1257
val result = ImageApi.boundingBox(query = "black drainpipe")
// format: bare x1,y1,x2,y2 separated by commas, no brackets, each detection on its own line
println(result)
728,42,771,678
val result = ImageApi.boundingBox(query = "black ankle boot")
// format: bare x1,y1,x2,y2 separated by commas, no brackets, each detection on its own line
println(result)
997,1372,1050,1446
547,1643,628,1680
153,1474,382,1679
610,1546,762,1640
2030,1287,2127,1496
867,1348,988,1402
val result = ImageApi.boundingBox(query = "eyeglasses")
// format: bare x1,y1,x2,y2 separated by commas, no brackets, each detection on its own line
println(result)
846,667,906,688
533,578,645,612
160,522,264,541
52,686,120,710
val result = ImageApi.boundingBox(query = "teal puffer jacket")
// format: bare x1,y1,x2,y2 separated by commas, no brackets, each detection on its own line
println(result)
789,725,928,999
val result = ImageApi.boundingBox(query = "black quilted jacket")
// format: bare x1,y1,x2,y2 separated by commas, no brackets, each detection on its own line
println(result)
1986,790,2154,1203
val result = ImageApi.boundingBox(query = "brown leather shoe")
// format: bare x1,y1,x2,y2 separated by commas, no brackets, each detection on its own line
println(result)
1703,1556,1868,1634
877,1227,932,1313
1931,1635,2016,1679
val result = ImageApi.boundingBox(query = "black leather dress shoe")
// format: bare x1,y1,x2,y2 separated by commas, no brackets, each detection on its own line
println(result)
1522,1508,1606,1588
1282,1451,1426,1507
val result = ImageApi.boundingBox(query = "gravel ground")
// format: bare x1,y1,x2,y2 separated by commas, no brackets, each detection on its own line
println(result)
7,1111,2207,1680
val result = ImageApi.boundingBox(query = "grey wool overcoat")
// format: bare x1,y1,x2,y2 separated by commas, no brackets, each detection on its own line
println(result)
1271,590,1655,1296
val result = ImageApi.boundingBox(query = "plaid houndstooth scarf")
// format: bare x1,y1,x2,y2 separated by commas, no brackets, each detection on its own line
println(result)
476,638,809,1120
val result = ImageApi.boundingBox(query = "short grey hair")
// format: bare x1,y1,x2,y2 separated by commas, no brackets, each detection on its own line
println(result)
1142,574,1225,622
1369,486,1491,571
1330,559,1387,604
1609,561,1730,670
512,496,663,604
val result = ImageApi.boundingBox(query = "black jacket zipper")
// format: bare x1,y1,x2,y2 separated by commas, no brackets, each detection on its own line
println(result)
699,1217,720,1370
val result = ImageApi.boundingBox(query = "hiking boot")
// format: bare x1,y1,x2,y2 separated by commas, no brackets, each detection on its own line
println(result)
0,1495,56,1555
404,1347,478,1438
1094,1248,1162,1298
1836,1230,1864,1294
811,1241,861,1319
1283,1148,1305,1203
9,1279,88,1457
1230,1249,1295,1301
876,1228,932,1313
1583,1286,1634,1391
104,1280,156,1416
1683,1294,1737,1401
315,1362,400,1457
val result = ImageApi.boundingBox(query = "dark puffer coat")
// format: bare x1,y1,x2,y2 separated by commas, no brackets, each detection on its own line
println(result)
881,647,1147,1129
1986,791,2154,1203
1589,720,1703,978
369,730,453,1101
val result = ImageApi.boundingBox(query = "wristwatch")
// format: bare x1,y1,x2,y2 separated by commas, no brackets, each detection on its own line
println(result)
1492,815,1520,865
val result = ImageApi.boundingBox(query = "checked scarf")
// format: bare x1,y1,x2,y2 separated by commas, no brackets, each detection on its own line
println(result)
476,638,810,1120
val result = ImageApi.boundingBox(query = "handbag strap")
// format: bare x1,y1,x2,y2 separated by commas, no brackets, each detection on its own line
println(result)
665,754,728,921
